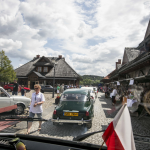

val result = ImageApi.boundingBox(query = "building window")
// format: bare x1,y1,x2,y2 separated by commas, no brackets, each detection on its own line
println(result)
43,67,48,72
38,67,42,72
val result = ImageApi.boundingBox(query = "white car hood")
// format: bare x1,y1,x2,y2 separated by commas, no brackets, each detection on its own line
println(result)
11,95,30,100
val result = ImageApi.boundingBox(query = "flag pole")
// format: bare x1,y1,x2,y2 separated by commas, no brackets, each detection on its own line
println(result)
99,141,105,150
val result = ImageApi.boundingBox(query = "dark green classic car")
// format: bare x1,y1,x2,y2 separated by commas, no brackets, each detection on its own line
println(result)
51,89,94,128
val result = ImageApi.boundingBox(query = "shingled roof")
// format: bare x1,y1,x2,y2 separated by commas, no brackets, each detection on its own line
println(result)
33,71,46,78
101,69,116,82
125,48,140,62
144,20,150,40
45,58,79,78
15,56,80,78
122,47,140,65
15,57,40,76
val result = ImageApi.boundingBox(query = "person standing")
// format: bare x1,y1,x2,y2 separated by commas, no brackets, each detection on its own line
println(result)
60,84,64,93
21,85,26,96
57,84,60,96
104,85,108,98
12,80,19,95
26,84,45,134
112,87,117,105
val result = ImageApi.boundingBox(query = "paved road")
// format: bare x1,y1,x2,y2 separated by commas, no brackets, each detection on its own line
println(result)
2,92,150,149
19,93,118,146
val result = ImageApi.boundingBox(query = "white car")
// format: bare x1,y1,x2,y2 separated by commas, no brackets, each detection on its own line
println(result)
93,87,98,98
0,87,31,114
81,87,95,100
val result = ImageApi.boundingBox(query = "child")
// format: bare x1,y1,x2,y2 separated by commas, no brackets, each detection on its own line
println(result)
21,85,26,96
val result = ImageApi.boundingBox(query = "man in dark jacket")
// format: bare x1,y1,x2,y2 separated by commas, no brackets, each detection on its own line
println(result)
12,80,19,95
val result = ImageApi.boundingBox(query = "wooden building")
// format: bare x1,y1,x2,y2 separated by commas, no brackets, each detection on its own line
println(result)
15,55,80,89
102,20,150,86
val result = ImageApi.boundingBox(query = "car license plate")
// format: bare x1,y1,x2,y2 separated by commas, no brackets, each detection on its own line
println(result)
64,112,78,116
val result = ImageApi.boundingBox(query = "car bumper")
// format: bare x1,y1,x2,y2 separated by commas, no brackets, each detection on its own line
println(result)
51,118,92,124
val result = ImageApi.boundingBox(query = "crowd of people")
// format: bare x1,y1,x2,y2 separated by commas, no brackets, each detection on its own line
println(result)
99,84,150,107
56,84,78,96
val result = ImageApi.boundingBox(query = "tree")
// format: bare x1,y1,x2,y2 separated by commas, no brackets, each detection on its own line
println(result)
0,50,17,83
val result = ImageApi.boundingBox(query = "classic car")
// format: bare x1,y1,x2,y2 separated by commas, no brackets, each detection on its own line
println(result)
51,89,94,128
81,87,96,100
40,85,57,93
0,87,31,114
3,84,30,92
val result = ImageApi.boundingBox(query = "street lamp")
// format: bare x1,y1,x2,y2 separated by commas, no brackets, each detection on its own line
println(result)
51,60,57,98
74,73,75,86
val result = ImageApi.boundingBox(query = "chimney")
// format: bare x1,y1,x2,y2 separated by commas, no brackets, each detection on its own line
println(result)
36,55,40,58
118,59,121,64
58,55,62,59
116,59,121,70
116,62,118,70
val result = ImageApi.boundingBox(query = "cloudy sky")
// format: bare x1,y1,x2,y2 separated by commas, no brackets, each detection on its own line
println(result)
0,0,150,76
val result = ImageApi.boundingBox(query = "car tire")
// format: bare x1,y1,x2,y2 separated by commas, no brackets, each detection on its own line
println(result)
53,122,59,126
86,123,92,129
7,89,12,92
14,104,24,115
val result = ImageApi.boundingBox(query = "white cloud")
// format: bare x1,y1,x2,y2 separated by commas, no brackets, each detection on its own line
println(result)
0,0,149,76
0,38,22,52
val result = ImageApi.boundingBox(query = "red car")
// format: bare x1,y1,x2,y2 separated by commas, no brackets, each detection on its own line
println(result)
3,84,30,92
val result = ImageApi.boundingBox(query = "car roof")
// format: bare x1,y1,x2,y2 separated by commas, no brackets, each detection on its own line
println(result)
81,87,93,90
63,89,89,95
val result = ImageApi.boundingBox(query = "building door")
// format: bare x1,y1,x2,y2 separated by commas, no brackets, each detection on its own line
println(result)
31,82,35,89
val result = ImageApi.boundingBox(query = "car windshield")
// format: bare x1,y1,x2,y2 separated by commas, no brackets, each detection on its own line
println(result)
1,1,150,150
0,89,11,97
60,93,86,101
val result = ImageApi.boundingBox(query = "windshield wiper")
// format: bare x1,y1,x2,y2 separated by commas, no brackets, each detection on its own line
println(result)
73,130,150,145
73,130,105,141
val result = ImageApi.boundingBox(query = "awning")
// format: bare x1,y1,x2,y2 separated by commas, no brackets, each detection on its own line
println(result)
118,78,133,82
134,76,145,80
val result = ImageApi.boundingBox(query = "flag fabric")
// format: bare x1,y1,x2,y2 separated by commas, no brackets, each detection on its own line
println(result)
102,104,136,150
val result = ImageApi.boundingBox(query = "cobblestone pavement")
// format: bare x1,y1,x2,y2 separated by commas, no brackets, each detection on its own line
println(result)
4,92,150,149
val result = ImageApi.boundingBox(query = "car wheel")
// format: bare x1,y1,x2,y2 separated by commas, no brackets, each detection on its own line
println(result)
7,89,12,92
86,123,92,129
14,104,24,115
53,122,59,126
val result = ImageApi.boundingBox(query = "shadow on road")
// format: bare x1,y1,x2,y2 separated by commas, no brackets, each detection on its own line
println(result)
39,119,88,138
99,93,121,119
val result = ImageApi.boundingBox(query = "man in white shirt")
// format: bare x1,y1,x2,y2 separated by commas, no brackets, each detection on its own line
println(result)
112,87,117,105
26,84,45,134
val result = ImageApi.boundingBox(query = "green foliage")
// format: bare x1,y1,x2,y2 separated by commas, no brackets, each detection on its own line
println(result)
0,50,17,82
79,75,104,86
82,75,104,80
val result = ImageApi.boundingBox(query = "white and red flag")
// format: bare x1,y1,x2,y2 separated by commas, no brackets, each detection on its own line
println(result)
102,104,136,150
